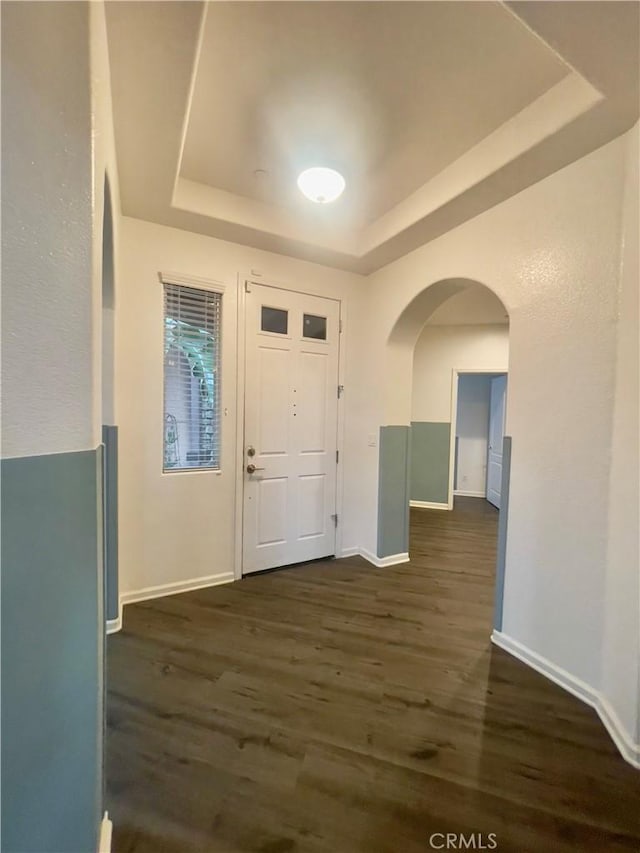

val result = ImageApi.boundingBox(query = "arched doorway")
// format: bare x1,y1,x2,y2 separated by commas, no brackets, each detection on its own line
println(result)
381,278,510,631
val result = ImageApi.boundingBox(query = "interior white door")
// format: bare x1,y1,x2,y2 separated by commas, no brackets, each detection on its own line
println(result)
242,283,340,574
486,375,507,509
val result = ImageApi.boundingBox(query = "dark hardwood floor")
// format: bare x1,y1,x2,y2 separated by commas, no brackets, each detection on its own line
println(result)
107,498,640,852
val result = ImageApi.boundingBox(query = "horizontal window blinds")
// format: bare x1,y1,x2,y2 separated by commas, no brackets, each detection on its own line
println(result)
163,283,222,471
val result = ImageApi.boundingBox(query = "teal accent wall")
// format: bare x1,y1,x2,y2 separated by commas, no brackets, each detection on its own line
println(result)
494,436,512,631
1,449,103,853
102,425,119,622
410,422,451,504
377,426,411,558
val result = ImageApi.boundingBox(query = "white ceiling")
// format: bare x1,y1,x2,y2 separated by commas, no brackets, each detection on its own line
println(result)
106,1,639,273
181,2,569,229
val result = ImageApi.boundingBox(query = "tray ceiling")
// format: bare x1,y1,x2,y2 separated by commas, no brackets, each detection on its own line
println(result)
106,1,639,273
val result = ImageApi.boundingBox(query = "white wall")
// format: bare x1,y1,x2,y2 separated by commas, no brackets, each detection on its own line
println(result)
427,285,508,326
1,1,94,459
357,131,629,720
412,324,508,422
1,0,122,460
455,374,494,497
602,123,640,752
116,216,364,597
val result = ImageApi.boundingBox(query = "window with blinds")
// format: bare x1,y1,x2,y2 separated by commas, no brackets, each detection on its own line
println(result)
163,282,222,471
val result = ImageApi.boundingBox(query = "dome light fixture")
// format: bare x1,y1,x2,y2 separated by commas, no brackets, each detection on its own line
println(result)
297,167,345,204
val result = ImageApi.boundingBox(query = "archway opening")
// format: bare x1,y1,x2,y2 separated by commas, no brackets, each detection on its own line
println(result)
384,279,510,632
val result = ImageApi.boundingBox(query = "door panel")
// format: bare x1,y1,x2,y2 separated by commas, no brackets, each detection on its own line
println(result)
243,283,340,574
297,474,326,539
258,346,291,454
298,351,328,452
256,478,288,546
487,375,507,509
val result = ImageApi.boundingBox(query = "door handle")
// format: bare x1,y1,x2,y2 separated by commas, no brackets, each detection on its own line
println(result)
246,463,265,474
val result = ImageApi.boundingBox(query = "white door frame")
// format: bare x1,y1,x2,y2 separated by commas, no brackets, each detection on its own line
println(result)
233,273,347,580
448,368,508,510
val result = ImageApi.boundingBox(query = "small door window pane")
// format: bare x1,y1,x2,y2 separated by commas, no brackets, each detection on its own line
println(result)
303,314,327,340
261,306,288,335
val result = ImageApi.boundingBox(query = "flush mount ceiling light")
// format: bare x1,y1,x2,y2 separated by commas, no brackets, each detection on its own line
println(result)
297,167,345,204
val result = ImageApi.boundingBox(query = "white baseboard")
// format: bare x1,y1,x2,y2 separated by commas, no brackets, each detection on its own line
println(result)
338,546,360,558
491,630,595,704
596,694,640,770
98,811,112,853
120,571,235,607
410,500,450,510
106,613,122,635
454,490,486,498
492,630,640,770
360,548,410,568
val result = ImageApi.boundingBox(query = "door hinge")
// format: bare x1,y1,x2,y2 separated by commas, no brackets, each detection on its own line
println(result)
339,319,343,333
337,384,344,398
244,280,252,293
336,450,339,464
331,513,338,528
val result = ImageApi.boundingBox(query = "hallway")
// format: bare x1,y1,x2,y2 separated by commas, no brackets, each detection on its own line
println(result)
107,499,640,852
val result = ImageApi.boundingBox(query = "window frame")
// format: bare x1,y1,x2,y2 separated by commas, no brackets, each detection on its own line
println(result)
260,304,290,336
159,271,225,475
302,312,328,342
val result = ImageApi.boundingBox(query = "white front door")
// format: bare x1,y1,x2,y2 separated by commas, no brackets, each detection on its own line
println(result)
242,282,340,574
487,375,507,509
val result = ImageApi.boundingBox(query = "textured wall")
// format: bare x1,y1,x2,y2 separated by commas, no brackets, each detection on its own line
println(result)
410,422,451,505
494,436,512,632
1,1,94,459
602,124,640,747
377,426,411,557
103,425,120,622
1,451,103,853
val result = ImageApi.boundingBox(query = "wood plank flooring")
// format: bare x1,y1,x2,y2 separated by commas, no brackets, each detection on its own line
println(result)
107,498,640,852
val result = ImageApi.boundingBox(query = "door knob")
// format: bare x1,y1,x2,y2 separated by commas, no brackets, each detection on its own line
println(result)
246,463,265,474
